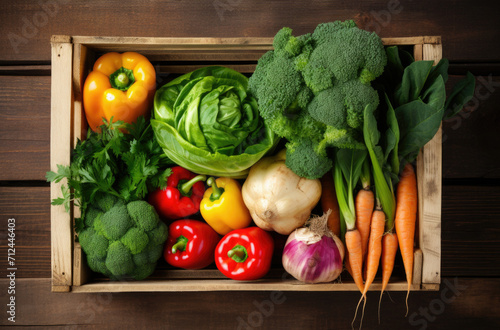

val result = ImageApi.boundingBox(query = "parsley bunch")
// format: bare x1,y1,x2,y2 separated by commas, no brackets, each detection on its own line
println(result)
47,117,173,218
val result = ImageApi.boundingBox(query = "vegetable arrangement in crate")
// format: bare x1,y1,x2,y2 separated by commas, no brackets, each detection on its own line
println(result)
48,20,475,323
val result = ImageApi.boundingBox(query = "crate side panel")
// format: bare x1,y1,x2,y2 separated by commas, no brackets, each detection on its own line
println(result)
50,40,74,291
418,42,443,285
71,279,419,293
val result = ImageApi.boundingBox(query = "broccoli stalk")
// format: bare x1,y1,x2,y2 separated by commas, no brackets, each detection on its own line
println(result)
249,20,387,179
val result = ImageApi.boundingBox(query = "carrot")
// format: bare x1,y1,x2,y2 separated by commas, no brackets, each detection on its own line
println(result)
354,207,386,328
345,229,364,293
394,163,418,315
320,172,341,237
378,231,398,322
333,149,368,294
344,252,353,277
356,158,374,262
355,188,374,262
362,208,386,295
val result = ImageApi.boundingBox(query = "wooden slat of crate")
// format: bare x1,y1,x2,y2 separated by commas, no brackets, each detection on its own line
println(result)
50,35,74,292
71,279,423,293
418,42,443,286
50,35,442,292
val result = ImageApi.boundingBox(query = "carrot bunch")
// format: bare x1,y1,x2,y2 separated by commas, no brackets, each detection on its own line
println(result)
359,103,418,322
326,103,419,328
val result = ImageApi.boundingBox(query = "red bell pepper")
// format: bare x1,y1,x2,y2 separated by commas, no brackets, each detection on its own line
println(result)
148,166,206,221
164,219,220,270
215,227,274,280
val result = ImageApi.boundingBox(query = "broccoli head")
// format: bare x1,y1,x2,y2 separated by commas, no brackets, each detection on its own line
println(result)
78,194,168,280
248,20,386,179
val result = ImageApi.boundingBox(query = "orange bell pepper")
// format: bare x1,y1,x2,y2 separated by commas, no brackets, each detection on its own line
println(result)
83,52,156,131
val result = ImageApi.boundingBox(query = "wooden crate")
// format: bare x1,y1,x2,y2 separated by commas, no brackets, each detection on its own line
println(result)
50,35,442,293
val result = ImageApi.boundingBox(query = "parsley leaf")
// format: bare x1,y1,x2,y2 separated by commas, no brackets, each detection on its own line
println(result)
46,116,174,219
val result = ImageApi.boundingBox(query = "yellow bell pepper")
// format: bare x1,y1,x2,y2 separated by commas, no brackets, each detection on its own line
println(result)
200,177,252,235
83,52,156,132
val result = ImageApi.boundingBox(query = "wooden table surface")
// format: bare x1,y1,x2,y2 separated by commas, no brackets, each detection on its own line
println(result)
1,0,499,329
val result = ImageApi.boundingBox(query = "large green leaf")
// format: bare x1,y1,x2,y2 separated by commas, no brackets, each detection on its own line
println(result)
394,60,434,106
396,100,444,164
444,71,476,119
421,74,446,112
426,58,449,86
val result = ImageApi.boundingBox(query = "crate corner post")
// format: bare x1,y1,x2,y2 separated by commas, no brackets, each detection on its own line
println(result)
50,35,74,293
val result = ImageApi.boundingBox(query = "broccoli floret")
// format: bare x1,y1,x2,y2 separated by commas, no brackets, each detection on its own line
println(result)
127,200,159,231
86,254,111,278
307,87,347,128
294,41,314,71
95,204,133,241
310,21,387,85
249,20,386,179
96,193,120,213
79,227,109,259
120,227,149,254
273,27,303,57
130,263,156,281
323,126,365,150
105,241,134,277
78,194,167,281
285,140,333,180
147,221,168,246
343,80,380,129
307,80,379,130
249,53,303,120
84,207,102,227
132,241,164,266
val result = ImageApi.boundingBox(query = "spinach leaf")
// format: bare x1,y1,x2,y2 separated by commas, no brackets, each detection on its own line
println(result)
395,100,444,164
399,48,415,68
394,60,434,106
421,74,446,112
426,58,449,86
444,71,476,119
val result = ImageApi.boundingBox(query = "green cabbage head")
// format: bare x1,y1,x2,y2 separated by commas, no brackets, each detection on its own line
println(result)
151,66,277,178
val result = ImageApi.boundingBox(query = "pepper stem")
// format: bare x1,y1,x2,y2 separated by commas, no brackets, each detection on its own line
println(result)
227,245,248,263
179,175,207,197
171,235,188,254
207,177,225,202
115,73,129,88
109,67,135,91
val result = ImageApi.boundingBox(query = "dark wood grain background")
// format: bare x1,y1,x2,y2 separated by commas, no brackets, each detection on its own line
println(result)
0,0,499,329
